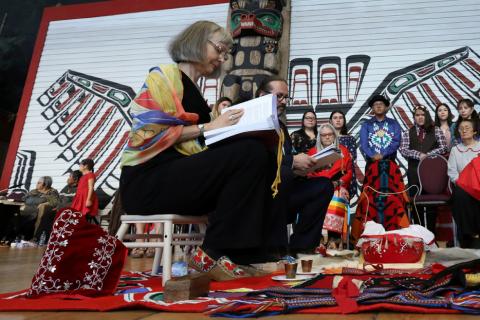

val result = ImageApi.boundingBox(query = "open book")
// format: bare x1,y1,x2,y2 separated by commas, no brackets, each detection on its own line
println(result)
204,94,280,146
309,144,342,171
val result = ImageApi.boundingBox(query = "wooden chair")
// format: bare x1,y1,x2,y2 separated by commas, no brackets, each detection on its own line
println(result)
116,214,207,285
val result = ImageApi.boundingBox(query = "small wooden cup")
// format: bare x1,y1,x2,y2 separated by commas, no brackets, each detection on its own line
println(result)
301,259,313,273
284,262,298,279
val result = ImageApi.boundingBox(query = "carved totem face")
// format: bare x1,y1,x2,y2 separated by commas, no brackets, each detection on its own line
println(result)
222,0,285,103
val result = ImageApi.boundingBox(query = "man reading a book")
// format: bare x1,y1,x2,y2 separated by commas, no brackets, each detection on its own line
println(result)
256,76,334,255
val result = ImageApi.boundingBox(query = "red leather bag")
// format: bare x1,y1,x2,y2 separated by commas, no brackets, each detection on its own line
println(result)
360,234,424,264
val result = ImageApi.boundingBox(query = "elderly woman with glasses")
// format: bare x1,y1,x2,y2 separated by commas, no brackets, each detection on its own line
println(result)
307,123,353,248
448,118,480,248
452,98,480,145
119,21,283,281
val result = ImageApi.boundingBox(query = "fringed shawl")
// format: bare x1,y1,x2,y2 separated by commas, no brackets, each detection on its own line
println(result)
121,64,205,167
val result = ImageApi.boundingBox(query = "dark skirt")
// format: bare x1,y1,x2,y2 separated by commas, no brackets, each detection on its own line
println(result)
452,185,480,238
120,138,282,251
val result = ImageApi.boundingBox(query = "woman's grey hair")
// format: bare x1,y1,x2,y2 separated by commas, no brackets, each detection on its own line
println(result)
169,20,233,64
316,123,340,151
39,176,53,188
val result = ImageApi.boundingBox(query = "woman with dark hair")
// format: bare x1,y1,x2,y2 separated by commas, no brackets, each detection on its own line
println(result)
399,105,448,232
435,103,455,150
329,110,357,198
453,98,480,144
210,96,232,120
448,118,480,248
290,110,317,154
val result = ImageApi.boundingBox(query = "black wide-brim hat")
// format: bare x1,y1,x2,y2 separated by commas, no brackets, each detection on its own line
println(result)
368,94,390,108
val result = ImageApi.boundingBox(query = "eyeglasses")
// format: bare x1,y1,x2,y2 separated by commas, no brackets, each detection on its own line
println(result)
304,116,316,120
414,105,427,111
208,40,229,61
265,91,292,104
320,133,334,137
459,127,474,132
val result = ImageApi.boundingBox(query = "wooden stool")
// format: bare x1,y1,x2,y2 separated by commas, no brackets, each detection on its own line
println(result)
116,214,207,285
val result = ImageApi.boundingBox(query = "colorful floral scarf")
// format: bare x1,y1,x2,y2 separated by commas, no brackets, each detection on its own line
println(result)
121,64,205,167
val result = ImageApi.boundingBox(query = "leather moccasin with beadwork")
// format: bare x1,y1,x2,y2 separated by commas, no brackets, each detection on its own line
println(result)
207,256,247,281
188,247,248,281
188,247,216,273
239,264,270,277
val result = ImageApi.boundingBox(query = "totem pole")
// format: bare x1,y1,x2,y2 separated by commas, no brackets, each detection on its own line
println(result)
221,0,289,104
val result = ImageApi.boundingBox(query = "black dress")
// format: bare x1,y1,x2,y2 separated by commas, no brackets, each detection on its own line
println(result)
120,72,278,252
290,129,316,154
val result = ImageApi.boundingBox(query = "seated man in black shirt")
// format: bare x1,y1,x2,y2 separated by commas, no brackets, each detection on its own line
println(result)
256,76,334,255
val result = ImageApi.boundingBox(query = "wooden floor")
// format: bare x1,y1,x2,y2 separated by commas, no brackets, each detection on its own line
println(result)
0,247,477,320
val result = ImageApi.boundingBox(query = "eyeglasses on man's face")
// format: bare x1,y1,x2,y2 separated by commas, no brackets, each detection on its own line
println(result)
266,91,292,104
208,40,230,61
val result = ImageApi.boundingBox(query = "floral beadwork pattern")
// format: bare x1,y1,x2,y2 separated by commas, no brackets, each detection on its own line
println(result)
28,208,117,296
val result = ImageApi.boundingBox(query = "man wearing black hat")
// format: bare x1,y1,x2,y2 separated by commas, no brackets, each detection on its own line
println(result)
359,94,401,167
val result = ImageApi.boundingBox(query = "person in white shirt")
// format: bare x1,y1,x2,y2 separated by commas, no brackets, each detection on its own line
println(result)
447,118,480,248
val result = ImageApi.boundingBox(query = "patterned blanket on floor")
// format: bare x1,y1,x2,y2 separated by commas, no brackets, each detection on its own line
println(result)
1,259,480,316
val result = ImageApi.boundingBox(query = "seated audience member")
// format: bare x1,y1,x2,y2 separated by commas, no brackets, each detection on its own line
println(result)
307,123,353,248
330,110,358,198
210,96,232,120
359,94,401,168
32,170,82,241
447,118,480,248
256,76,334,256
435,103,455,151
290,110,317,154
452,98,480,145
119,21,286,280
4,176,59,241
399,105,448,232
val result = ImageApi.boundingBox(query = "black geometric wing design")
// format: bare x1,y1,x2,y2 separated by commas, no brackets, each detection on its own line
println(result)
348,46,480,172
36,70,135,206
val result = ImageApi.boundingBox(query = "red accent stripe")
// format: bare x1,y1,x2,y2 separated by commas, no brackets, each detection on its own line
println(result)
406,91,420,106
71,100,103,136
420,83,441,105
57,88,81,111
87,119,122,160
465,58,480,74
64,93,92,123
415,64,435,78
50,81,70,98
436,75,464,102
394,106,413,128
449,67,475,89
95,131,129,178
76,106,114,150
1,0,227,189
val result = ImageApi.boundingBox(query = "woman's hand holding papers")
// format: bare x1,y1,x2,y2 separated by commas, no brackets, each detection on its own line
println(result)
206,109,244,131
